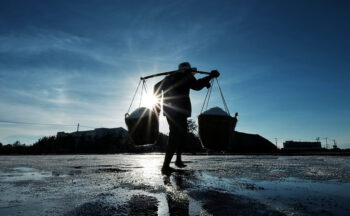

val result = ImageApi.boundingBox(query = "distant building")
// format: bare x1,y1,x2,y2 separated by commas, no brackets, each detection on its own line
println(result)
57,127,128,139
283,141,322,151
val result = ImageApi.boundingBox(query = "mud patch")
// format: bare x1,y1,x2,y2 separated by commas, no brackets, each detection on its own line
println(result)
243,183,264,190
72,166,83,169
64,201,119,216
118,182,165,193
190,190,285,216
96,168,129,173
126,195,158,216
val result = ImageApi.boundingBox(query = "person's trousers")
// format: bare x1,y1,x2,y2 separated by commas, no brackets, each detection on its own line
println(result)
163,115,187,167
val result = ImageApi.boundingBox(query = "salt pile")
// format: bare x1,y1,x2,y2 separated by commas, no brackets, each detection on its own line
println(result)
128,107,151,119
202,107,229,116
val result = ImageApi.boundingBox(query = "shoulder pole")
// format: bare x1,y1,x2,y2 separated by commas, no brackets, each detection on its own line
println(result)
140,68,210,80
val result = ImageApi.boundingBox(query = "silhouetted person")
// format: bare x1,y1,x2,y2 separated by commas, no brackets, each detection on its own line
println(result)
154,62,220,173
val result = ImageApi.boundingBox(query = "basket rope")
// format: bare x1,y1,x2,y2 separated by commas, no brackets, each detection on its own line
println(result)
127,79,149,113
127,79,142,114
200,82,211,113
216,78,230,116
200,78,230,115
139,80,149,108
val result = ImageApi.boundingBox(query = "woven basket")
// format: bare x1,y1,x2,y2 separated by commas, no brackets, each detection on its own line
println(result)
198,114,234,150
125,109,159,145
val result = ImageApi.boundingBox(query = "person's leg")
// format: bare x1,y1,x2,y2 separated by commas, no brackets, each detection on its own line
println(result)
175,116,187,168
162,116,181,172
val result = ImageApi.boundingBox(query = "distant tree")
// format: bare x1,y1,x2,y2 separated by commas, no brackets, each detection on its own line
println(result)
33,136,56,153
0,142,2,148
13,140,21,146
185,119,204,153
187,119,197,135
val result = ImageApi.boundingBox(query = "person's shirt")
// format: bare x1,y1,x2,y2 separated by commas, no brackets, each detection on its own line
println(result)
154,70,211,117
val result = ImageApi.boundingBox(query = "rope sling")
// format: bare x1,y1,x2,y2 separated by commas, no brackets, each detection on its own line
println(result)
126,79,148,116
200,78,230,116
127,74,230,117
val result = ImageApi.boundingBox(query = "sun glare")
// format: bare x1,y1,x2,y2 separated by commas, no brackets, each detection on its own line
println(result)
142,93,159,109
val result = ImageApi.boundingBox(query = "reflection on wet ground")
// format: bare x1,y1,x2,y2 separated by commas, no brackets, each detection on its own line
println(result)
0,154,349,215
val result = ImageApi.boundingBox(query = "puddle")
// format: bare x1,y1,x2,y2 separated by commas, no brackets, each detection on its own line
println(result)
197,172,350,215
0,167,52,182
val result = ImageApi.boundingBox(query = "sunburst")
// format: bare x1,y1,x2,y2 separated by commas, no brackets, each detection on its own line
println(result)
142,92,159,110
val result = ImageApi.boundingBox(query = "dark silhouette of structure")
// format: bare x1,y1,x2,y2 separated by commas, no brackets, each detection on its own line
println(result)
230,131,277,153
0,128,129,154
57,127,127,139
283,140,322,151
154,62,219,173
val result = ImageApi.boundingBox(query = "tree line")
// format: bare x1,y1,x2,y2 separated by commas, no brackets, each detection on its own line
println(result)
0,120,204,155
0,132,127,154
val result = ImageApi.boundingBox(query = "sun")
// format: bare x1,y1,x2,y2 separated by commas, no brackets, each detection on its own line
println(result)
142,92,159,109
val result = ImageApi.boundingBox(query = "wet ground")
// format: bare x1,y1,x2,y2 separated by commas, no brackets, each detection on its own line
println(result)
0,154,349,216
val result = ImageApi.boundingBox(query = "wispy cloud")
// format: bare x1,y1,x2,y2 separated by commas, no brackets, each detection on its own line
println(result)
0,28,89,54
0,0,349,149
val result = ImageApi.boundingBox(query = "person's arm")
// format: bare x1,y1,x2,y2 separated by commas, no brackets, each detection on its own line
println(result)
189,75,211,90
189,70,220,90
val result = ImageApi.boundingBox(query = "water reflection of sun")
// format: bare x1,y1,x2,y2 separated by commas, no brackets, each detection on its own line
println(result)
138,157,161,180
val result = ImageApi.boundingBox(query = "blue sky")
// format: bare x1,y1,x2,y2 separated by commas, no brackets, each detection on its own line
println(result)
0,0,349,148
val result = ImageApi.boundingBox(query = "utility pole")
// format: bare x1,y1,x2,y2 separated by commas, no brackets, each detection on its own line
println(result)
316,137,320,142
333,139,337,149
274,138,278,148
77,123,79,132
324,137,328,149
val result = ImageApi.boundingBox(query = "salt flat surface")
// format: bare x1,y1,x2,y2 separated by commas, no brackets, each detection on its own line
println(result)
0,155,349,216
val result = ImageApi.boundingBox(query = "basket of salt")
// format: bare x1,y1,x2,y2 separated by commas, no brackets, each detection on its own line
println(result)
125,107,159,145
198,107,234,150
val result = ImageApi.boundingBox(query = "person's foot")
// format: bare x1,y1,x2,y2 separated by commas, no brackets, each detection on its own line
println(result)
175,161,187,168
161,166,176,175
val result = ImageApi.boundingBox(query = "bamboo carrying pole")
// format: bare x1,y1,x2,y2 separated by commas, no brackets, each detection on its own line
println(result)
140,68,210,80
